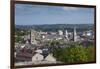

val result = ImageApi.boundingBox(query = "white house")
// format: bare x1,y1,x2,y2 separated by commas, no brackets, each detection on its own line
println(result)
58,30,63,35
44,54,56,62
32,53,44,62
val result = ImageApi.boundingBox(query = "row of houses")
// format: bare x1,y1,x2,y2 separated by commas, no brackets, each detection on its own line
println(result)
15,42,57,65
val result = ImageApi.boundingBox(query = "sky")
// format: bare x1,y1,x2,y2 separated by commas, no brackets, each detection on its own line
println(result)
15,4,94,25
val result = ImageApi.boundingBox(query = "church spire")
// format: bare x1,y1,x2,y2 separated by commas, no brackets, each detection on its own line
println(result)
73,27,77,42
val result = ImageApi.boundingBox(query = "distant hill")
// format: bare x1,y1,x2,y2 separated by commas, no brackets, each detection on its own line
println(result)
15,24,94,32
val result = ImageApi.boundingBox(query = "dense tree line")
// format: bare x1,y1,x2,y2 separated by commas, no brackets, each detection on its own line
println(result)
16,24,93,32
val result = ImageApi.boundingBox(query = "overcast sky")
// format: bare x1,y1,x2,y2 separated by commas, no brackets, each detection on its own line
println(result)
15,4,94,25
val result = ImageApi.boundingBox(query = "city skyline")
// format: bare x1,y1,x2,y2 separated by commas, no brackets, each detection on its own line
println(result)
15,4,94,25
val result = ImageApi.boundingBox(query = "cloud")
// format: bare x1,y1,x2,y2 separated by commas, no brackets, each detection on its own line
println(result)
62,7,79,11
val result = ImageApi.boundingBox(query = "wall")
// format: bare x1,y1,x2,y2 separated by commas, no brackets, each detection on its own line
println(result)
0,0,99,69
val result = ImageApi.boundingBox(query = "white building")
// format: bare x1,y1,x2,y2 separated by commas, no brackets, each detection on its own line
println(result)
58,30,63,35
32,53,44,62
42,35,45,39
32,49,44,62
44,53,56,62
32,49,56,63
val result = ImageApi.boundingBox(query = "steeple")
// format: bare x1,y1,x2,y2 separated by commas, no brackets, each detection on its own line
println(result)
65,30,69,41
30,30,31,44
73,27,77,42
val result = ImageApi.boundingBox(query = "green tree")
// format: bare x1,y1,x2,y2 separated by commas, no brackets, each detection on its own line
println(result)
52,44,95,63
15,36,23,43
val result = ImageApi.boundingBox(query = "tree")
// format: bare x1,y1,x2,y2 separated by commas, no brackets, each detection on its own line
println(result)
15,36,23,43
52,44,95,63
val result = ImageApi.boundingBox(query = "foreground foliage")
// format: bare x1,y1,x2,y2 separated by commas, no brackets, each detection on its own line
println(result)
52,44,95,63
